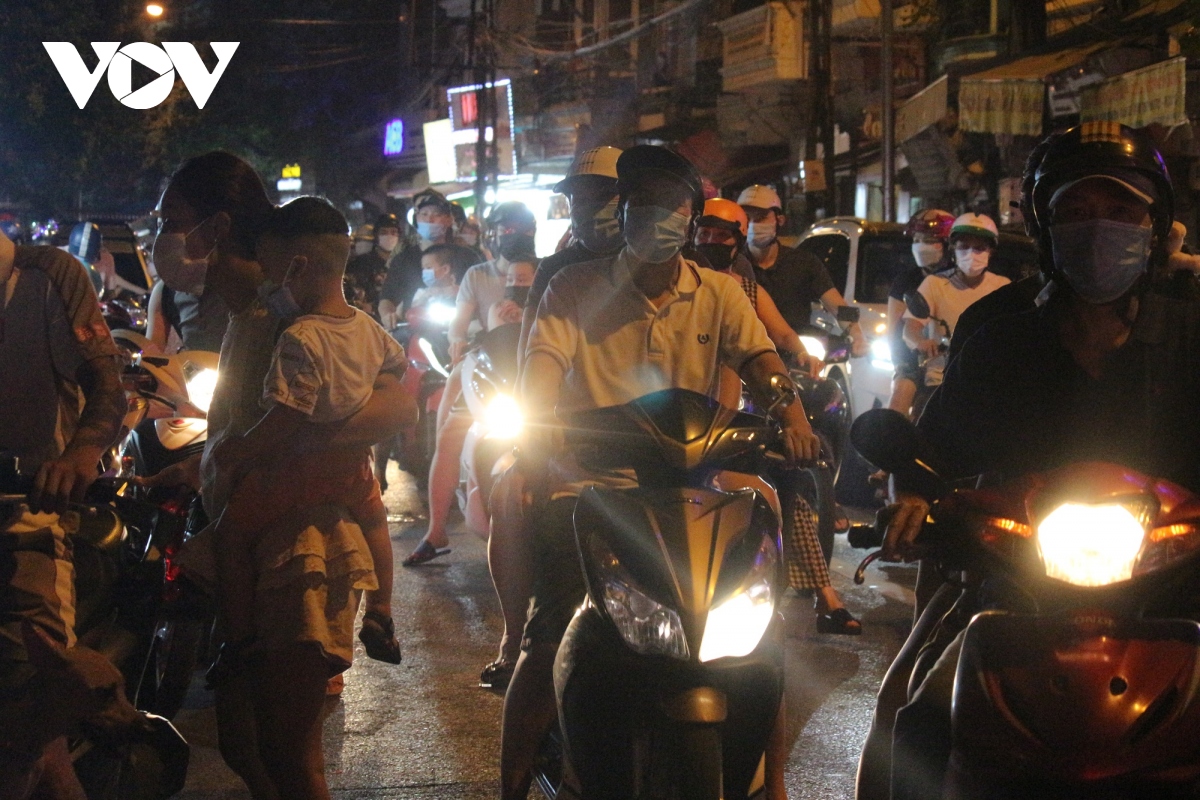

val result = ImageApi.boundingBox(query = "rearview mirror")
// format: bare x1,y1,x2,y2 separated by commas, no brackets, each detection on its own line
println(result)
903,291,931,320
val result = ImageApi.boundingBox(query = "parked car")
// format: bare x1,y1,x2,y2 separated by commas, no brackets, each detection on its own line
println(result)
794,217,1038,503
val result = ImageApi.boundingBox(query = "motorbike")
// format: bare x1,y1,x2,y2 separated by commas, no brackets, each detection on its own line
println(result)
900,291,951,420
536,388,792,800
457,323,522,536
849,408,1200,799
390,300,455,488
0,458,190,799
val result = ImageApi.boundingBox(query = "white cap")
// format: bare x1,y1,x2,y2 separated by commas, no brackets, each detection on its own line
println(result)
737,184,783,211
950,212,999,245
554,146,622,193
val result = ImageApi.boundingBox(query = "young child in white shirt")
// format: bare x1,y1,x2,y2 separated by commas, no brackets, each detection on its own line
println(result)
208,197,406,678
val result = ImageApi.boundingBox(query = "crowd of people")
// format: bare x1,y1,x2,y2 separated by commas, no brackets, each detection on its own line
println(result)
3,119,1199,800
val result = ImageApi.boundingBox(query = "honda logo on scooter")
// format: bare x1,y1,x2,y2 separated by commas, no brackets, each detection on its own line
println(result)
42,42,239,110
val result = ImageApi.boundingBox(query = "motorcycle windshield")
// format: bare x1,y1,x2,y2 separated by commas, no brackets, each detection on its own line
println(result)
569,389,775,477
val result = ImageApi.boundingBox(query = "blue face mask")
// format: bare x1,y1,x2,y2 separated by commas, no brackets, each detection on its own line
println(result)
622,205,691,263
421,267,439,287
417,221,448,243
258,259,302,319
1050,219,1153,304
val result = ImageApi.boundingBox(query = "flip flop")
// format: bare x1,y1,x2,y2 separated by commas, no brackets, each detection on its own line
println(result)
359,610,403,664
479,659,516,690
401,540,452,567
815,607,862,636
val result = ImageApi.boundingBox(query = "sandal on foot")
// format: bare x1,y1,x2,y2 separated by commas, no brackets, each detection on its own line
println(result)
205,637,255,689
815,607,862,636
401,540,452,567
359,610,402,664
479,659,516,690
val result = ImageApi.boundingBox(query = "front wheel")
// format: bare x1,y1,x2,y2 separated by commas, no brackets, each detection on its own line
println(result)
141,617,206,719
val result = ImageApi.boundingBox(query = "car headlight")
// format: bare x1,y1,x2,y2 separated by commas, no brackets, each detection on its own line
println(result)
427,302,457,324
870,337,893,371
185,368,218,414
698,535,777,662
602,576,690,660
1036,502,1147,587
483,394,524,439
798,335,826,362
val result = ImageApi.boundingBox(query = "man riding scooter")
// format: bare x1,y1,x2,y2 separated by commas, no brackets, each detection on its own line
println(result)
502,144,820,800
0,227,127,798
855,123,1200,800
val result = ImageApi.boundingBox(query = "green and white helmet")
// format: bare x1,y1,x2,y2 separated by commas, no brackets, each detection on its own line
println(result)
949,213,999,246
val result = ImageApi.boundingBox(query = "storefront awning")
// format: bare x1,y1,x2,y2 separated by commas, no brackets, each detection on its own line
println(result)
958,43,1110,135
1079,57,1188,129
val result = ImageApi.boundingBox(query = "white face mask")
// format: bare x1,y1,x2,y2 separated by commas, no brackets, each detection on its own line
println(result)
377,234,399,253
955,247,990,277
912,242,943,268
747,221,775,249
152,216,214,296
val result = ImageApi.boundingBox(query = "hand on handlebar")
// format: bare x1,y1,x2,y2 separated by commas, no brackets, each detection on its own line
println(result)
781,422,821,465
449,340,467,365
133,452,203,493
795,351,823,378
917,338,942,358
30,447,103,515
880,491,931,562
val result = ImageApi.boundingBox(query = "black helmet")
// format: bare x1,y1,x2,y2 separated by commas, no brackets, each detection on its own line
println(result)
412,189,452,216
616,145,705,215
68,222,102,264
373,213,400,238
485,201,536,234
1031,123,1174,268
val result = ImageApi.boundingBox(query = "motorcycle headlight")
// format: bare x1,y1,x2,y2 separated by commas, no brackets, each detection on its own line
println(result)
698,535,778,662
870,337,894,371
601,576,690,660
184,368,218,414
798,335,827,362
427,302,457,324
1036,502,1147,587
483,394,523,440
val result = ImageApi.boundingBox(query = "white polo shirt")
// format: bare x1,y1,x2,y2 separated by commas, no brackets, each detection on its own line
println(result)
527,250,776,419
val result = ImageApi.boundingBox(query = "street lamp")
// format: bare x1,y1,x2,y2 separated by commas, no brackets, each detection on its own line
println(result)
145,3,164,17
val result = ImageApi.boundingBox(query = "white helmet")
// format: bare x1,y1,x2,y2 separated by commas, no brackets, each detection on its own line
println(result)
949,213,999,246
737,184,783,211
554,146,622,194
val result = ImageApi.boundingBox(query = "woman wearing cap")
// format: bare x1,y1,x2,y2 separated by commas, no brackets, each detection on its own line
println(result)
902,212,1010,361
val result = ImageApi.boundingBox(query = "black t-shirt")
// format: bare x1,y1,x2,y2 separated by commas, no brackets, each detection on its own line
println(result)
916,291,1200,493
380,246,425,311
527,242,611,310
947,274,1044,364
752,244,836,331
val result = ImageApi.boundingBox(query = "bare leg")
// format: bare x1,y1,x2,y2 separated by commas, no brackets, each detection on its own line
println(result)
765,698,790,800
215,669,279,800
253,644,331,800
359,506,394,618
487,469,533,664
212,498,260,646
500,643,559,800
886,377,918,415
417,411,471,550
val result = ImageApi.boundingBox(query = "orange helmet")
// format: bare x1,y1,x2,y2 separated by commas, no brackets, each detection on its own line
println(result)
699,197,749,239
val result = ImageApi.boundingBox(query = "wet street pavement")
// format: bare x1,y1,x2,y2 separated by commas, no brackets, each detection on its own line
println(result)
174,466,916,799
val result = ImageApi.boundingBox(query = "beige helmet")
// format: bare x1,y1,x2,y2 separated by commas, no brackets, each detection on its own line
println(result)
737,184,783,212
554,146,622,194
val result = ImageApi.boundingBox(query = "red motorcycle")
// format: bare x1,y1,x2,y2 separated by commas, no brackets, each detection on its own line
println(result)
851,409,1200,799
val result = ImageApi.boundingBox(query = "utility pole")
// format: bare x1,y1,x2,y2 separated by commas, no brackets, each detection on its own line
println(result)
807,0,835,216
881,0,895,222
471,0,497,217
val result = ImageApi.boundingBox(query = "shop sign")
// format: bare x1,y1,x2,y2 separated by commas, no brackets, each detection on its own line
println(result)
1080,57,1187,129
